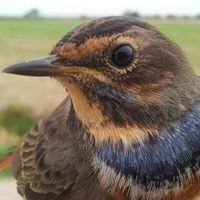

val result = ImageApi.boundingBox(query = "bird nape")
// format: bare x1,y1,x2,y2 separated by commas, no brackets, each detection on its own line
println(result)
3,16,200,200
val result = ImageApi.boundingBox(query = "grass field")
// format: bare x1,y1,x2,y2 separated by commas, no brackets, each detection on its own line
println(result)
0,19,86,67
0,18,200,178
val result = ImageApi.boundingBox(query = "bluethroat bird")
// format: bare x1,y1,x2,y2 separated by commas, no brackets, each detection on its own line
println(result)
3,16,200,200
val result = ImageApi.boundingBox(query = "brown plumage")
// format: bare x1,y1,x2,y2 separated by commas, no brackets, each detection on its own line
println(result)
3,16,200,200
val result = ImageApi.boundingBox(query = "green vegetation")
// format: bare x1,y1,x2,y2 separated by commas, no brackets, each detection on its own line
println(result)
0,106,37,178
0,146,15,157
0,147,16,179
0,167,12,179
0,105,37,136
0,19,86,68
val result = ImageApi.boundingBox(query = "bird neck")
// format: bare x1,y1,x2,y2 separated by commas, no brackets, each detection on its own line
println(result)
64,82,148,143
94,103,200,198
64,77,200,146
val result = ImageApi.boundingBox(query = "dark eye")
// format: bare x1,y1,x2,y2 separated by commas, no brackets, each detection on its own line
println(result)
112,44,135,67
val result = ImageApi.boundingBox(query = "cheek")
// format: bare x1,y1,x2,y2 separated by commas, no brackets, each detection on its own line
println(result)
102,65,131,83
116,66,174,87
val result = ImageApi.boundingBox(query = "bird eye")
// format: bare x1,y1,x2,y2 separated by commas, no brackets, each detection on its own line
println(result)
111,44,134,68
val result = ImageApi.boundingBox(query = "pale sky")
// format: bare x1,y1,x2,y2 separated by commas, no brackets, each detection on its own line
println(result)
0,0,199,17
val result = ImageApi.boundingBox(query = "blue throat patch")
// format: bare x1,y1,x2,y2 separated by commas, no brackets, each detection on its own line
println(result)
97,104,200,189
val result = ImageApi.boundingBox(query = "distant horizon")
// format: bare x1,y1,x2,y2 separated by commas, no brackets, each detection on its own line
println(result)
1,0,200,18
0,13,200,18
0,10,199,19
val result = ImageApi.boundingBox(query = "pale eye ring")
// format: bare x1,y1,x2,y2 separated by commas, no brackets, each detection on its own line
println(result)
111,44,135,68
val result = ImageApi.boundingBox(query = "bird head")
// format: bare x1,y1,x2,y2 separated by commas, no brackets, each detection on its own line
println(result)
3,16,197,145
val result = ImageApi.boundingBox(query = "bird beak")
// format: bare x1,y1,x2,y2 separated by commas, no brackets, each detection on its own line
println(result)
2,55,77,77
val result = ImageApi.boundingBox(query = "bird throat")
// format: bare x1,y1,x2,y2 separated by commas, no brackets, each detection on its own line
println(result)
63,82,158,144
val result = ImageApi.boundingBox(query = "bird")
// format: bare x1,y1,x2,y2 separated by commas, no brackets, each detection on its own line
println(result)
2,16,200,200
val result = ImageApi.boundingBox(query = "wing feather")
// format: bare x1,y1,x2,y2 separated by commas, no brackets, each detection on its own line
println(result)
13,97,79,199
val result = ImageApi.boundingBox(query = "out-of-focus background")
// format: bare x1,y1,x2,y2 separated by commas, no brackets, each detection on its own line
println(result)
0,0,200,199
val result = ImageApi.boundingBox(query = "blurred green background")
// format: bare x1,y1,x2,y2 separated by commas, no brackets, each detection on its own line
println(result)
0,18,200,178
